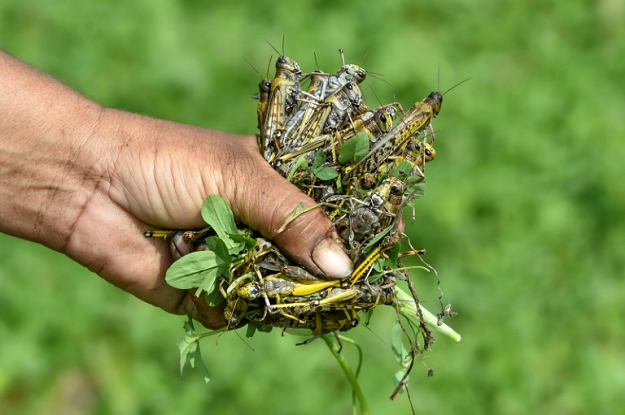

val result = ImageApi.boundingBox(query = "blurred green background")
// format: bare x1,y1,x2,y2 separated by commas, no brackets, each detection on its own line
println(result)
1,0,624,414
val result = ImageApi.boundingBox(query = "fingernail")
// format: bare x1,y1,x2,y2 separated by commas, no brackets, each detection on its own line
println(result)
312,239,353,279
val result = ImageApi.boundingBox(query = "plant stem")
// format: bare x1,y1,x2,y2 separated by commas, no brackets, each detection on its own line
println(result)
322,334,370,415
395,287,462,342
197,327,226,340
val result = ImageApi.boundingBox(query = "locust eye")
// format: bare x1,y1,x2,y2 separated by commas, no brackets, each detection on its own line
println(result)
390,183,405,196
425,149,432,157
379,114,387,123
345,82,353,90
278,56,286,64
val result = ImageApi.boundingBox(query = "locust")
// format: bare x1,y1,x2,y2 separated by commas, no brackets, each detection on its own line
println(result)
341,90,443,187
393,138,437,178
245,56,273,132
283,80,364,153
336,103,400,144
260,53,303,162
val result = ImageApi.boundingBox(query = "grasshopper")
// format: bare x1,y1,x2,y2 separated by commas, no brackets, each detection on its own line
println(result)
341,90,443,187
336,103,400,144
273,80,366,176
393,138,436,178
282,51,368,146
285,80,364,152
276,103,398,171
260,52,303,161
333,177,403,251
323,49,368,99
281,69,329,146
255,78,272,132
245,56,273,132
378,177,407,229
236,275,340,301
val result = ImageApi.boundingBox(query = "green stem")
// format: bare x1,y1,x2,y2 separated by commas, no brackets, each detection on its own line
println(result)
337,336,363,415
322,334,370,415
197,327,227,340
395,287,462,342
276,202,346,233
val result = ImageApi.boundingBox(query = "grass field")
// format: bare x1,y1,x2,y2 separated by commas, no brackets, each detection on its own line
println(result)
1,1,624,414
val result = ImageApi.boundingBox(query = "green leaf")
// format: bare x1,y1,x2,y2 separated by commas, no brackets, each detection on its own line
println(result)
391,320,411,367
313,166,339,180
192,347,212,383
405,176,427,208
363,225,393,252
287,156,309,181
338,132,369,164
368,257,386,283
392,160,413,180
204,283,225,307
361,309,374,326
373,257,384,273
246,322,259,338
201,195,240,252
166,251,226,291
311,149,325,170
256,323,273,333
204,236,233,263
310,148,338,180
228,233,256,251
385,243,401,267
177,314,211,382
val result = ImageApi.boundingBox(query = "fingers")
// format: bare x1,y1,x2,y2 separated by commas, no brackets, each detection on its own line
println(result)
220,135,353,279
183,289,227,329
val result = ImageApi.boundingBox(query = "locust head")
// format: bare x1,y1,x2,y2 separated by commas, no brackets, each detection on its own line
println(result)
341,64,366,83
425,91,444,117
259,79,272,93
424,142,436,162
374,108,394,134
276,55,301,77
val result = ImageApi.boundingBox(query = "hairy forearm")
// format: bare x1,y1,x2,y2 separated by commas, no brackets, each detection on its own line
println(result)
0,50,105,250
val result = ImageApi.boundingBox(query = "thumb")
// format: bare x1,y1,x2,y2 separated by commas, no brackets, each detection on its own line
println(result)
223,136,353,279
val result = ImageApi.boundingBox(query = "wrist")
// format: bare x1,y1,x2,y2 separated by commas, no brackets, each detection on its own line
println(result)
0,52,108,250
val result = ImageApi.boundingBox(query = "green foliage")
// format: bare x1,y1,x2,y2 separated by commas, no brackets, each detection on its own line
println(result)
311,150,339,180
167,195,249,298
201,195,242,254
177,315,211,383
2,1,625,414
287,156,308,181
338,132,370,164
165,251,226,291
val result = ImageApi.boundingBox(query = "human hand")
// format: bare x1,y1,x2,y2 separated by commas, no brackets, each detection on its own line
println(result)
70,110,353,328
0,51,353,329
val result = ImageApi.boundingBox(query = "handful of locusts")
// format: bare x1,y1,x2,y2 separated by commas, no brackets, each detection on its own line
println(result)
150,47,462,398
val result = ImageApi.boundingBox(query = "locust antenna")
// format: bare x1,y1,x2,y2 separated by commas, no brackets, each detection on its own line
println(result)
314,52,321,70
367,79,383,106
368,72,391,85
263,36,281,55
360,50,369,66
437,62,441,92
266,55,273,78
242,55,263,79
339,48,346,66
442,77,472,96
